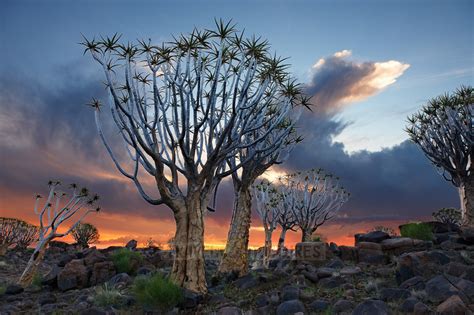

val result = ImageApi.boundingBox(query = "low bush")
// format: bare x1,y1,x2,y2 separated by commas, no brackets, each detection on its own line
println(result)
0,285,5,295
111,248,143,274
94,283,124,307
400,222,433,241
31,273,43,287
432,207,461,226
132,273,183,310
310,234,327,242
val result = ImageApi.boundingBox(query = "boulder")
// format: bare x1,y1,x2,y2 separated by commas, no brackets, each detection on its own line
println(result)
460,226,474,244
276,299,305,315
436,295,468,314
5,284,23,295
295,242,326,262
399,297,419,313
180,289,203,309
413,302,430,315
326,257,345,269
255,294,270,307
308,299,329,312
395,250,449,284
380,237,414,254
333,299,354,313
83,248,106,266
125,239,137,250
38,292,57,306
107,273,132,289
340,266,361,276
217,306,242,315
89,261,116,285
317,267,335,278
352,299,389,315
41,265,61,287
355,231,390,244
339,246,358,261
57,259,89,291
357,242,385,264
234,274,258,290
425,221,460,233
425,275,459,304
399,276,425,291
281,285,300,301
319,276,345,289
379,288,411,301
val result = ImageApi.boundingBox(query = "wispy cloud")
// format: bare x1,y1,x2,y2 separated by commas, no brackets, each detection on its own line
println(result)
306,50,410,113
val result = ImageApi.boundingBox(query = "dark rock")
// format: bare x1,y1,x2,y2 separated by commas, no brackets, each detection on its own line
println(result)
90,261,116,285
80,307,106,315
357,242,385,264
125,239,138,250
436,295,468,314
38,293,57,306
446,275,474,301
317,267,335,278
308,299,329,312
180,289,203,309
57,259,88,291
413,302,430,315
255,294,270,307
276,299,305,315
355,231,390,244
352,299,388,315
425,221,460,233
433,232,451,244
136,266,155,276
425,275,459,304
460,226,474,244
339,246,358,261
399,297,419,313
319,276,345,289
281,286,299,301
396,250,450,284
340,266,361,276
379,287,411,301
42,265,61,287
234,274,258,290
326,257,345,269
108,273,132,289
217,306,242,315
83,248,106,266
5,284,23,295
57,253,75,267
400,276,425,291
333,299,354,313
444,262,470,277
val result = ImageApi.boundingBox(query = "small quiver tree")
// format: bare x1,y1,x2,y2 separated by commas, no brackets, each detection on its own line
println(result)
406,86,473,226
253,180,281,268
275,203,297,256
0,218,38,255
432,207,462,227
279,169,349,242
18,181,100,286
71,222,100,248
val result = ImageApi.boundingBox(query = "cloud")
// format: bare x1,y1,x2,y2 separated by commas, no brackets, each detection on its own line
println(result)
307,50,410,113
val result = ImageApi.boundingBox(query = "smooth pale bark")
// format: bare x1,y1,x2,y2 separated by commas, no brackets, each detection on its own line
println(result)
459,173,474,226
18,243,47,286
219,185,252,275
276,228,288,255
262,229,272,268
170,192,207,294
301,229,312,242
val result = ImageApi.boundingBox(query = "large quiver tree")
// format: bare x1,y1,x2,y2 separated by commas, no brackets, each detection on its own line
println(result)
83,20,305,293
279,169,349,242
406,86,473,226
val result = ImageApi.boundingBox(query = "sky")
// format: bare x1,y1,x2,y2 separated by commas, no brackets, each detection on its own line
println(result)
0,0,473,248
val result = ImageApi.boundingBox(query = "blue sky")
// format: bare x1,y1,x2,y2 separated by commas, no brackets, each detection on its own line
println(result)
1,0,472,152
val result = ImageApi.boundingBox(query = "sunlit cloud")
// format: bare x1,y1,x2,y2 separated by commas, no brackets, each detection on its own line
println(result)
306,50,410,113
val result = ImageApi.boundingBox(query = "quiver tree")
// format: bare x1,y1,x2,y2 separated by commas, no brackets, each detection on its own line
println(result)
406,86,473,226
71,222,100,248
253,180,281,268
18,181,100,286
219,80,305,275
275,203,297,256
432,207,461,227
83,20,306,293
0,218,37,255
279,169,349,242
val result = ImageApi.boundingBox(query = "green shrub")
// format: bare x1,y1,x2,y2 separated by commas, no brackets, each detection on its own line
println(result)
310,233,326,242
111,248,143,274
400,222,433,241
94,283,124,307
0,285,5,295
132,274,183,310
31,273,43,287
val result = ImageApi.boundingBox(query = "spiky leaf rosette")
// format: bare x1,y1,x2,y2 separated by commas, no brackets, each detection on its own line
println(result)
406,85,473,186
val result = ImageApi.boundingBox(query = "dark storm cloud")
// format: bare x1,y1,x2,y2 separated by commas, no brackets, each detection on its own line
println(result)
283,113,459,222
306,50,410,113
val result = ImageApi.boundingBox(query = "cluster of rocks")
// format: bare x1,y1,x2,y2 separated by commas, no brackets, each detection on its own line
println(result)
1,224,474,314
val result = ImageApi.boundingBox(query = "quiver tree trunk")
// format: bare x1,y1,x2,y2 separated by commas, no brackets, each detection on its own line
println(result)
301,229,312,242
170,192,207,294
18,243,47,286
219,185,252,276
460,173,474,226
263,229,272,268
0,244,8,256
277,227,288,256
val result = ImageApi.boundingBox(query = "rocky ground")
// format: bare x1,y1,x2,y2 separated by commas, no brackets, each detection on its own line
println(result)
1,223,474,314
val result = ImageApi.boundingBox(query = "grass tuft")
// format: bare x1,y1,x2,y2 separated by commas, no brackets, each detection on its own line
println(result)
400,222,433,241
111,248,143,274
132,273,183,311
